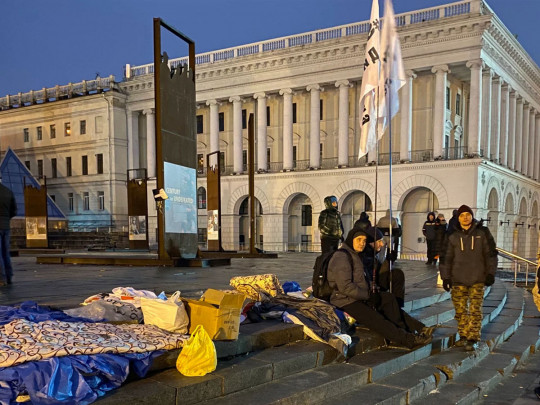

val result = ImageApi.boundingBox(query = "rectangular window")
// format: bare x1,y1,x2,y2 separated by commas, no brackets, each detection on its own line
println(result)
68,193,74,212
83,192,90,211
446,87,450,110
37,160,43,178
80,120,86,135
98,191,105,210
219,152,225,173
25,161,31,170
82,155,88,175
23,128,29,143
197,154,204,173
242,109,247,129
66,157,72,177
456,93,461,115
197,188,206,209
37,126,42,141
242,150,247,169
266,106,270,126
320,143,323,160
96,153,103,174
196,114,203,134
218,112,224,132
292,103,297,124
293,145,297,168
50,124,56,139
64,122,71,136
320,100,323,120
267,148,271,167
51,158,57,178
198,228,207,243
301,205,313,226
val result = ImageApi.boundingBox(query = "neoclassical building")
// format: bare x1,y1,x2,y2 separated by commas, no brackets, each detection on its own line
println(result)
1,0,539,260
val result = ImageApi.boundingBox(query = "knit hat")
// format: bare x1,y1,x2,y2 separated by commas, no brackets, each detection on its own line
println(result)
366,226,384,244
344,227,367,248
456,204,474,218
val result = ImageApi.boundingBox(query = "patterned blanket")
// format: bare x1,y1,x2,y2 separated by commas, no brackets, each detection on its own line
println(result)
0,318,188,368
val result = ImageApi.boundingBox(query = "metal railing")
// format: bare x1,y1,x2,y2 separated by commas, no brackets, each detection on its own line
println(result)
125,1,476,79
496,247,538,286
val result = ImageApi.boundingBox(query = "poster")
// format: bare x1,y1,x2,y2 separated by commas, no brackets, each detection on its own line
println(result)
207,210,219,240
129,215,147,241
26,217,47,240
164,162,197,234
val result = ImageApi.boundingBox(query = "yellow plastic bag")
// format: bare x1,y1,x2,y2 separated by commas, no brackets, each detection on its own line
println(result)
176,325,217,376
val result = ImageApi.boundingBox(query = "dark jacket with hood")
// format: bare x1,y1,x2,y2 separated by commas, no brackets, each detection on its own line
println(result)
434,217,447,256
327,227,370,308
439,219,497,286
422,212,437,241
318,196,343,240
0,184,17,230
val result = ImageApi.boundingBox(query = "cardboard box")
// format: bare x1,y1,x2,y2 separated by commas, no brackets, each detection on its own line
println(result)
183,289,246,340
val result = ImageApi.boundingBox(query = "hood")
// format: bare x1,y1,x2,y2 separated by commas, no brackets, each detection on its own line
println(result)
426,212,436,222
324,196,338,210
344,226,367,249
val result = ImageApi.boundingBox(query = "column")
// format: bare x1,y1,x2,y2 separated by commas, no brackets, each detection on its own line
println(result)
336,80,350,167
431,65,449,159
143,109,155,178
514,97,523,172
279,88,294,171
528,108,535,177
507,90,516,169
499,83,509,166
466,59,483,156
521,103,530,175
253,92,267,171
207,99,219,167
400,70,415,161
307,84,321,168
481,68,493,158
127,110,140,170
490,77,501,163
230,96,243,174
535,114,540,180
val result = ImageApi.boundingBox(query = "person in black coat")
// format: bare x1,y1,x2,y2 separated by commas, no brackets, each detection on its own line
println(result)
0,181,17,286
433,213,447,265
327,226,433,349
422,212,437,265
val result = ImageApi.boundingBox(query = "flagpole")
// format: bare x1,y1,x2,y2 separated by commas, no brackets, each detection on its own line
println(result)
373,82,380,291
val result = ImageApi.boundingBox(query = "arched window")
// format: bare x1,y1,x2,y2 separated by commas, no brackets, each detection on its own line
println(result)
197,187,206,209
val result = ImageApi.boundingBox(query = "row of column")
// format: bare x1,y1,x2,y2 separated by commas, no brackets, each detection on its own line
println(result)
205,81,353,174
127,109,155,178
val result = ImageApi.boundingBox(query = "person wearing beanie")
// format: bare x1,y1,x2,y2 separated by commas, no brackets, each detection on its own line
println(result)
377,209,402,263
422,212,438,265
361,225,406,308
327,226,433,349
439,204,498,351
434,213,447,264
318,196,344,253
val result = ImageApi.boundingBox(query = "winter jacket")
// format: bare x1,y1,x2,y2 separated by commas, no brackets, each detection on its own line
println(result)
0,184,17,230
439,220,498,286
434,218,447,257
327,242,370,308
422,212,437,241
318,197,343,240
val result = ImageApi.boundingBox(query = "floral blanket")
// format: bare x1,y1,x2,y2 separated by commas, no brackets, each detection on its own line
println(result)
0,318,188,368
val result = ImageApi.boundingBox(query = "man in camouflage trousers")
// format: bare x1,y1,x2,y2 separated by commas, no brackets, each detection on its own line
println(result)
440,204,497,351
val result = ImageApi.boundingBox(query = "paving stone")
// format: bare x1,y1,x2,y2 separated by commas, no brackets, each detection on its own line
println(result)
326,382,407,405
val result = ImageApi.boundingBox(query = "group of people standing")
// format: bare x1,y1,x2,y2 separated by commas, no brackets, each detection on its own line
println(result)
317,196,498,353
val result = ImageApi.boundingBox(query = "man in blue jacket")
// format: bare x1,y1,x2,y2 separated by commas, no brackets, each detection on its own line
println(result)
0,180,17,286
440,204,498,351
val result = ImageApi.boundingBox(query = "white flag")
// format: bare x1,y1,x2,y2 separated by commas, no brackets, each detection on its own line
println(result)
378,0,406,134
358,0,381,159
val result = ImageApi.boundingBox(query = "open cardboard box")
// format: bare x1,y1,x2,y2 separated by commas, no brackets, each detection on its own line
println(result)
183,289,246,340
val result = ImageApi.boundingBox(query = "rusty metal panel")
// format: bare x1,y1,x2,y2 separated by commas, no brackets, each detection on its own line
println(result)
206,152,221,251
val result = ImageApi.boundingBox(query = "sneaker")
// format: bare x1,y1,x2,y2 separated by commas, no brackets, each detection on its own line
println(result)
420,326,435,337
454,339,467,347
465,340,478,351
413,333,433,347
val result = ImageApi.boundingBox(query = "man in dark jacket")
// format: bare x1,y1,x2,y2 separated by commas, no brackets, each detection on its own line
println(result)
0,181,17,286
440,204,497,351
318,196,344,253
327,226,433,349
376,209,401,263
422,212,437,265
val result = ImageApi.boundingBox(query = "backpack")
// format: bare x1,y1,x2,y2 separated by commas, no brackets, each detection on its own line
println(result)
312,248,353,301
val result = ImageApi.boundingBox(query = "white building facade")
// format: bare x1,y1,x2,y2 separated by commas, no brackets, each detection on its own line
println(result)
1,0,539,260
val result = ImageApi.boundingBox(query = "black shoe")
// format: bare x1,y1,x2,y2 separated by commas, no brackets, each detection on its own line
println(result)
465,340,478,351
6,278,12,285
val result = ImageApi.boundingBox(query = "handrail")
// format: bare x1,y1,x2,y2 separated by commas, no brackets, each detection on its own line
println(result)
496,247,538,286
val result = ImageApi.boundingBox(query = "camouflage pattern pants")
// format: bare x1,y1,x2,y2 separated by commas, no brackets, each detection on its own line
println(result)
451,283,484,341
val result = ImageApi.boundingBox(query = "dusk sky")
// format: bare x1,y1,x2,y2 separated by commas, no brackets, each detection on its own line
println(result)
1,0,539,96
